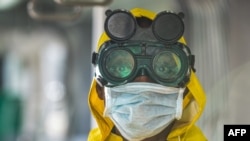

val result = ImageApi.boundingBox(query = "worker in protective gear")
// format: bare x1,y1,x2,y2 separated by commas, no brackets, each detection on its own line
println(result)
88,7,207,141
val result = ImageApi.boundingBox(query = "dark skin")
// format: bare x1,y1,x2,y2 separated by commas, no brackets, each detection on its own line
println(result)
96,75,176,141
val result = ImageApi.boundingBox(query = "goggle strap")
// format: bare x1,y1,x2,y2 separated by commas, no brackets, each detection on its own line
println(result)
190,55,196,72
96,77,108,87
92,52,98,65
178,76,190,88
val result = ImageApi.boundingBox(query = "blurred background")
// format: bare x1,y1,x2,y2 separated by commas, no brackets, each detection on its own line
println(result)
0,0,249,141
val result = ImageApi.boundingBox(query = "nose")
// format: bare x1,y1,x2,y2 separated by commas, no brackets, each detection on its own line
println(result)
133,75,154,82
133,68,154,82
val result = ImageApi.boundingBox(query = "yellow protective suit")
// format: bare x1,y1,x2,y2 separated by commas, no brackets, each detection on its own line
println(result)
88,8,207,141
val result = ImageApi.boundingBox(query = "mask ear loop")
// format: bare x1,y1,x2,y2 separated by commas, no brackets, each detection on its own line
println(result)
104,9,136,41
175,88,185,119
152,11,184,44
103,86,112,117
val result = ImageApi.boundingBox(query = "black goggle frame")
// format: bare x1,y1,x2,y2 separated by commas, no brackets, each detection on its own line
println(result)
92,41,195,88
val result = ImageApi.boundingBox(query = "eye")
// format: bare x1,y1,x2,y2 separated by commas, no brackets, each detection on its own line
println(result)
153,51,181,79
105,50,135,78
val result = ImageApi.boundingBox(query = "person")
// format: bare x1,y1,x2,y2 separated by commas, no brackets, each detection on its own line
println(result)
88,7,207,141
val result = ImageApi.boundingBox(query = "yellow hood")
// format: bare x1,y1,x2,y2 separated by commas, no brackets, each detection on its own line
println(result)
88,8,206,141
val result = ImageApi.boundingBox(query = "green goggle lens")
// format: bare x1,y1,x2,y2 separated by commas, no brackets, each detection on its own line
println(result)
153,51,181,80
105,50,134,78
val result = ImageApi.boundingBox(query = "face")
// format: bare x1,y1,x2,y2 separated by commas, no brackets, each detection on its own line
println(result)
95,15,188,99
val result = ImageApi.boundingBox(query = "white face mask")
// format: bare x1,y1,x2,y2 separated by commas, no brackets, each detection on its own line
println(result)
103,82,185,141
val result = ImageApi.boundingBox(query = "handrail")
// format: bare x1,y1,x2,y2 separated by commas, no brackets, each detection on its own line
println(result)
54,0,113,6
27,0,82,21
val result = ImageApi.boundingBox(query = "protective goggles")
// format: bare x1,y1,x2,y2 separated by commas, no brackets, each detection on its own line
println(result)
92,41,195,88
104,9,185,43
